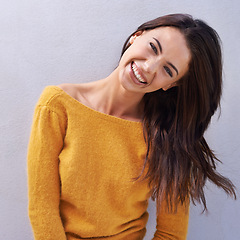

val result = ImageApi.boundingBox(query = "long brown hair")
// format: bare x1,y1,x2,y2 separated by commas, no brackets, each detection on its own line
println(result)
121,14,236,211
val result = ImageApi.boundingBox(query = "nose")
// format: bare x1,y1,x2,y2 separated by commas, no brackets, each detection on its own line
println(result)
143,57,161,75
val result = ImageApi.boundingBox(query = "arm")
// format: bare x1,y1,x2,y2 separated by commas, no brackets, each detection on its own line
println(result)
27,103,67,240
152,200,189,240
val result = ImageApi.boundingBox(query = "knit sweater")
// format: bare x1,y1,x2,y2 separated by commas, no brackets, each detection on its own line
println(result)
27,86,189,240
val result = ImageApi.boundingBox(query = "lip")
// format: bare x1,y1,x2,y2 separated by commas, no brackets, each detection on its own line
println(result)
129,61,148,86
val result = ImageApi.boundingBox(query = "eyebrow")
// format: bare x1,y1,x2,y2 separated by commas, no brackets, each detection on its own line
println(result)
153,37,179,75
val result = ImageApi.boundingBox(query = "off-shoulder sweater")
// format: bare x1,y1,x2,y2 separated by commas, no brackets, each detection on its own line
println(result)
27,86,189,240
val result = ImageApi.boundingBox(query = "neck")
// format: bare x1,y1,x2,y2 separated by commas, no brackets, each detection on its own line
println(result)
91,69,145,121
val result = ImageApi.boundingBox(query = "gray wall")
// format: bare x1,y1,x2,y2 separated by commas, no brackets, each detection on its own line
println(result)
0,0,239,239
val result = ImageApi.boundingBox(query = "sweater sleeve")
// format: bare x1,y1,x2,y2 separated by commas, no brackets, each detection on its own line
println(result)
152,200,189,240
27,102,67,240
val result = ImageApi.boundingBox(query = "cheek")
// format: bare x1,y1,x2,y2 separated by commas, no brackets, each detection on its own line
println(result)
150,73,165,88
127,42,147,57
152,71,176,89
118,53,131,68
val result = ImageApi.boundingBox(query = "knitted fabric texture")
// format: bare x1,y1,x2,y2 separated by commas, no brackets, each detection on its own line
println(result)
28,86,189,240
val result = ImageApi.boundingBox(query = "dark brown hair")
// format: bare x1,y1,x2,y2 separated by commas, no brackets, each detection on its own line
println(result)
121,14,236,212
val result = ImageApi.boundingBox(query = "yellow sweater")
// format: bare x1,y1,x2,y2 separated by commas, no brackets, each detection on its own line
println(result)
28,86,189,240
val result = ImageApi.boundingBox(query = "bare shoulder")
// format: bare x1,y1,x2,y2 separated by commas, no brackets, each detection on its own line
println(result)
57,83,79,99
57,82,94,104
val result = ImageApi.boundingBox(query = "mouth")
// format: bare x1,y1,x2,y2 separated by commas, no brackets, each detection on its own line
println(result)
131,62,148,85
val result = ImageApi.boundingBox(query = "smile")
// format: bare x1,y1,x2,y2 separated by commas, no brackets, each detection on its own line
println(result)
131,62,148,84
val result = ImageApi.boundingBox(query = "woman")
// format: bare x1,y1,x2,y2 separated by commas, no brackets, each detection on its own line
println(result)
28,14,236,240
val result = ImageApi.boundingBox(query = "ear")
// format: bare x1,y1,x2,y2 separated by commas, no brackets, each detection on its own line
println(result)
129,31,143,44
162,82,177,91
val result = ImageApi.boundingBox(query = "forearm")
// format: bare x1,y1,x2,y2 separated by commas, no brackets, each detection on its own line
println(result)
29,207,66,240
152,200,189,240
28,161,66,240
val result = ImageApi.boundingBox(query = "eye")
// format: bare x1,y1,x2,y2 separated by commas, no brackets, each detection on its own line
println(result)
164,66,173,77
150,42,158,54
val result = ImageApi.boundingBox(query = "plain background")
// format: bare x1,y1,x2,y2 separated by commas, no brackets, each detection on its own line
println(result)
0,0,239,239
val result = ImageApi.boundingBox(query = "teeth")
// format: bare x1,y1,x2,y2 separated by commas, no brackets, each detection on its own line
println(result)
132,63,146,83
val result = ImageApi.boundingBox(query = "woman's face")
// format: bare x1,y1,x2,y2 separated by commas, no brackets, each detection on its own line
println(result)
118,26,191,94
